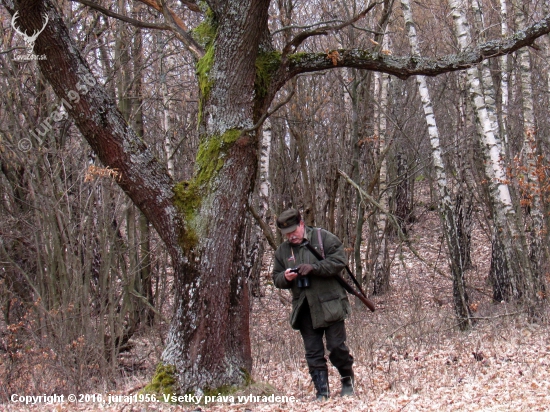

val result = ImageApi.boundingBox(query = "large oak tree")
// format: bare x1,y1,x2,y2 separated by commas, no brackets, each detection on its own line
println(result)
5,0,550,392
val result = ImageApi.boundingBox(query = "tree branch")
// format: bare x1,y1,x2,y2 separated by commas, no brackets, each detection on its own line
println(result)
178,0,201,13
282,3,378,55
72,0,204,59
70,0,170,30
242,88,295,134
156,0,204,59
285,13,550,80
15,0,185,266
338,170,494,300
0,46,26,54
248,203,277,251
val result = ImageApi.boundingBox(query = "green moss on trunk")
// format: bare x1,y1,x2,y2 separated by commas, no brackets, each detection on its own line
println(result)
255,51,281,98
196,46,215,123
288,52,310,63
193,8,217,124
172,129,242,252
143,363,177,396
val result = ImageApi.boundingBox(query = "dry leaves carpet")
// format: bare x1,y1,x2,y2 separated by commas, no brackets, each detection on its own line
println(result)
3,204,550,411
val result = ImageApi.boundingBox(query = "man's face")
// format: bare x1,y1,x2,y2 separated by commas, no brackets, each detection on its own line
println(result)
285,220,305,244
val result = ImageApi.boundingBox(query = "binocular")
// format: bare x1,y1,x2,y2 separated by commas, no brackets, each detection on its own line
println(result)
290,267,310,288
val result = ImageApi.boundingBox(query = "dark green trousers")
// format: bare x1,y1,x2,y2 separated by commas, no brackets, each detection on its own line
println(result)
297,301,354,375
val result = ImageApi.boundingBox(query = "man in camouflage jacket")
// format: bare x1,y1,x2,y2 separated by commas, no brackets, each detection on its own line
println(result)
272,208,355,400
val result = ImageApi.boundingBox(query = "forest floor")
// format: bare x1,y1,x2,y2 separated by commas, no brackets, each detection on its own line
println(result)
3,190,550,411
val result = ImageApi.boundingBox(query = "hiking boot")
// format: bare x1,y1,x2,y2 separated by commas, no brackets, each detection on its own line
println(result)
310,369,330,401
339,368,355,396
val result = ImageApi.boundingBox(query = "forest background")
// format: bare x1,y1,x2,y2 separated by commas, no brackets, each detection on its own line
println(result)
2,0,550,410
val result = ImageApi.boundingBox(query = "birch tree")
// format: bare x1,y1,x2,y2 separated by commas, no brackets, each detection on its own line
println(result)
402,0,473,328
499,0,510,147
449,0,541,310
372,67,391,295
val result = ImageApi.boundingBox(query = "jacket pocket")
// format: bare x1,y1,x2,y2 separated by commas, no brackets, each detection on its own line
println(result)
318,291,344,324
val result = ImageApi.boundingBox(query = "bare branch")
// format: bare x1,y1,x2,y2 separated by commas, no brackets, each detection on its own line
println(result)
179,0,201,13
72,0,204,59
242,88,295,134
0,46,26,54
274,19,352,35
156,0,204,59
248,203,277,251
282,2,379,55
71,0,171,30
285,13,550,80
21,1,185,265
338,170,494,300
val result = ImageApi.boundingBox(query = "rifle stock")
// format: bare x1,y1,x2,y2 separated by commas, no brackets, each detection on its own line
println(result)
335,275,376,312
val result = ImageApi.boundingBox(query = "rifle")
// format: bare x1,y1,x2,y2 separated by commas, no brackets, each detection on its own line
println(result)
302,239,376,312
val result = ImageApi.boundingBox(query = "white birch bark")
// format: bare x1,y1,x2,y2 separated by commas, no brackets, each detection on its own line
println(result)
499,0,510,146
470,0,501,149
373,67,390,293
161,57,175,177
402,0,472,327
449,0,535,303
259,118,272,213
450,0,512,212
372,34,391,294
449,0,536,308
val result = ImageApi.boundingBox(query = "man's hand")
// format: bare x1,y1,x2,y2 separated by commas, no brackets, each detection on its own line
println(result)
297,263,314,276
284,268,299,282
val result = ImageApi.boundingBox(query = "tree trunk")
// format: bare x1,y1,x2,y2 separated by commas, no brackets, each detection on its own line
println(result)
449,0,535,307
515,0,546,309
499,0,510,147
160,0,269,391
348,67,370,292
403,0,473,328
373,68,391,295
259,118,272,217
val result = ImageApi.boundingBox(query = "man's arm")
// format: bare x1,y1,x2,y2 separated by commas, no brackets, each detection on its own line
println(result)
272,250,294,289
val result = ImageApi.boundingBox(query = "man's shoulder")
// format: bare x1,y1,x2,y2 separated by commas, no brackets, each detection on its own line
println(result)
308,226,340,242
306,226,334,237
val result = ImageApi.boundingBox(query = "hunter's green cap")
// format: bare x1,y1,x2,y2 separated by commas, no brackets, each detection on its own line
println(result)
277,209,301,234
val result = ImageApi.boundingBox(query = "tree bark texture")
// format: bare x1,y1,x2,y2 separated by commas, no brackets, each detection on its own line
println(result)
373,69,391,296
449,0,538,305
160,0,269,391
515,0,546,309
402,0,473,328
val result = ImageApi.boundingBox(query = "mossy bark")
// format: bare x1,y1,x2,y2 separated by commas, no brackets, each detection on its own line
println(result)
143,364,177,396
161,0,269,394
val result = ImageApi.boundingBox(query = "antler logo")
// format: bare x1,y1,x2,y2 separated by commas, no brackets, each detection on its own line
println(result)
11,11,49,56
